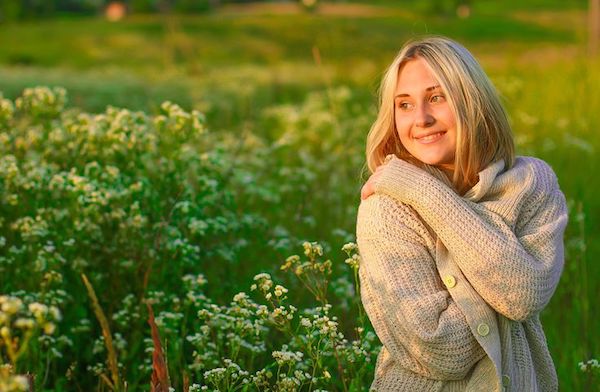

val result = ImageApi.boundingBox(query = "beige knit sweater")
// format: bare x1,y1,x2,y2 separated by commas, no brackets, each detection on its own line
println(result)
356,156,568,391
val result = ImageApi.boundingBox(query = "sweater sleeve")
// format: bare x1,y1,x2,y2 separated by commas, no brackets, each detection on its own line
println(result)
356,194,485,380
374,157,568,322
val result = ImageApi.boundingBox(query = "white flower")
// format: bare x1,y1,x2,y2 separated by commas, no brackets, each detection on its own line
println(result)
274,285,288,297
11,375,30,391
256,305,268,317
303,241,323,257
345,254,361,269
272,349,303,365
2,297,23,314
342,242,358,253
233,292,248,303
14,318,35,329
204,367,227,381
253,273,271,281
49,306,62,321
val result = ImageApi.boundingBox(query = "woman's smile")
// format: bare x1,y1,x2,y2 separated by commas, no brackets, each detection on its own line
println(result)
413,130,447,144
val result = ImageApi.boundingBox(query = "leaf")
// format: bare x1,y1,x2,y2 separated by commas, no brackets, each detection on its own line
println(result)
25,373,35,392
147,302,170,392
81,273,121,392
183,371,190,392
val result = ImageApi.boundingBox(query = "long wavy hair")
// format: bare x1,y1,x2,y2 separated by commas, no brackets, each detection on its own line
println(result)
365,36,515,193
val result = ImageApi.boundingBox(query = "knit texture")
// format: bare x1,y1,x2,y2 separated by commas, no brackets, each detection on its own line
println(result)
356,156,568,391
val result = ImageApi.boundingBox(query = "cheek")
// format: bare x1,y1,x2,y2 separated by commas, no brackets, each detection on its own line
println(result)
441,107,457,127
394,115,411,139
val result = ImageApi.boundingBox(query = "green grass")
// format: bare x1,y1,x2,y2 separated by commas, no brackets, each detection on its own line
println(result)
0,1,598,389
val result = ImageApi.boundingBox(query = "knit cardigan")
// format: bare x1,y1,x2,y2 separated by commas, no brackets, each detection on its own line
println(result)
356,155,568,391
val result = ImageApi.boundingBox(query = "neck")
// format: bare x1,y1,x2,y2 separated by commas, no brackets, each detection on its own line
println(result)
436,163,455,181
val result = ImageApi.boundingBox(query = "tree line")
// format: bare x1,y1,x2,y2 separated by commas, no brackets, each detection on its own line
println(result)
0,0,257,21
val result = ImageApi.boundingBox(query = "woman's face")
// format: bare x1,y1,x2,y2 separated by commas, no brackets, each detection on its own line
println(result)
394,57,457,171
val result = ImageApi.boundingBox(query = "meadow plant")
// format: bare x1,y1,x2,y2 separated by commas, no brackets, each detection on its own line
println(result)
0,295,62,389
134,241,378,391
0,365,29,392
578,358,599,373
0,87,379,390
0,86,272,389
14,87,66,121
229,87,372,247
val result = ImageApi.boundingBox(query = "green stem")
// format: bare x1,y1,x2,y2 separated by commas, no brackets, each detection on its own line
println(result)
353,267,366,334
331,335,348,392
3,333,18,366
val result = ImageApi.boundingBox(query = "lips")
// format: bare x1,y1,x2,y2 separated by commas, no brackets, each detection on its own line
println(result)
413,131,446,144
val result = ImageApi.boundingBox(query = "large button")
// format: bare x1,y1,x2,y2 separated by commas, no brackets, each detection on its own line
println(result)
477,323,490,336
502,374,511,386
443,275,456,288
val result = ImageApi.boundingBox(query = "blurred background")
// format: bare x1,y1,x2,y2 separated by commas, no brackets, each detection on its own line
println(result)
1,0,598,390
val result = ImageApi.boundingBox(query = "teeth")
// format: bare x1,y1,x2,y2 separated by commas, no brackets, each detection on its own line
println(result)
416,132,444,142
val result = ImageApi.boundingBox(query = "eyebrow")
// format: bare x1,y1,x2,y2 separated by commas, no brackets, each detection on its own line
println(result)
394,85,441,99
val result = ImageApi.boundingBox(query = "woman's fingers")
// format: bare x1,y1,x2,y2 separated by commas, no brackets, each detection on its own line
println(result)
360,181,373,200
361,169,383,200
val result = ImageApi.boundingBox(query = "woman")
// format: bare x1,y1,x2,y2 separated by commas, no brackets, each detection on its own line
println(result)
357,36,568,391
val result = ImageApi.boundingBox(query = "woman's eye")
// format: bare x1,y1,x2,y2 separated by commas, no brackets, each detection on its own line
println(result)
431,94,446,103
397,102,413,111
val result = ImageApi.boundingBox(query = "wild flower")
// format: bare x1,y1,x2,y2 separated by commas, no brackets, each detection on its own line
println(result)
272,346,304,366
578,358,600,373
202,358,250,389
1,297,23,315
303,241,323,258
0,365,29,392
154,101,206,138
274,285,288,298
15,86,66,120
0,294,62,380
344,254,361,270
10,216,50,242
280,242,332,305
341,242,358,254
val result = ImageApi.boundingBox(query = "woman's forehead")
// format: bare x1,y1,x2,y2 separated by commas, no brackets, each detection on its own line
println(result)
395,58,441,93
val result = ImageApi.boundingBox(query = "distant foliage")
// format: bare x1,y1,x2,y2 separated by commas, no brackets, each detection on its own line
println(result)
0,0,280,22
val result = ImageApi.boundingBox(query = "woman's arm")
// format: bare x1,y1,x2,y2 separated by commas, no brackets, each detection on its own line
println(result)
373,157,568,322
357,194,485,380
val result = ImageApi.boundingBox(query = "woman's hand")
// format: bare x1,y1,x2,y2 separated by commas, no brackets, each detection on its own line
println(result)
361,164,387,200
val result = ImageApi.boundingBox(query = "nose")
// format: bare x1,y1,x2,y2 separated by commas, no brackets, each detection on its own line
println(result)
415,103,434,128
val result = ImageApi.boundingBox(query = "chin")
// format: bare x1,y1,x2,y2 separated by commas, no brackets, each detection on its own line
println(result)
415,156,444,166
412,152,454,167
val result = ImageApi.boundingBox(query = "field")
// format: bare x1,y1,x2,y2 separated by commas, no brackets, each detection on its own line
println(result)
0,0,598,390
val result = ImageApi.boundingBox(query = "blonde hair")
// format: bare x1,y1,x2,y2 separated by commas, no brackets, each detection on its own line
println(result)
366,36,515,193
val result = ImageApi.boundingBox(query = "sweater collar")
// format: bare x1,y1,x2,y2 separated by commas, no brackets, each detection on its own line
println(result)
424,159,505,202
464,159,505,202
